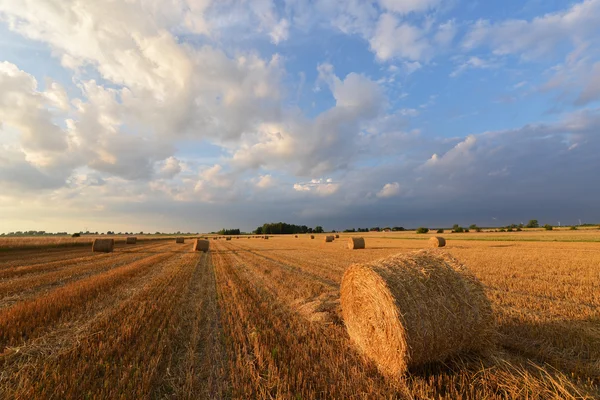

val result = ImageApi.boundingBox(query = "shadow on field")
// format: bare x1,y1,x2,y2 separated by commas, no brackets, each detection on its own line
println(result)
404,349,598,398
211,248,299,254
497,317,600,377
367,246,422,250
117,250,194,254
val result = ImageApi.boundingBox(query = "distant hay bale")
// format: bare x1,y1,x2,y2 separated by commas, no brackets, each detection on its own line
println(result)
264,236,269,240
126,237,137,244
194,239,209,252
340,249,495,377
226,237,232,241
335,234,339,238
92,239,114,253
176,237,185,243
295,235,298,238
324,235,334,242
348,237,365,250
429,236,446,247
310,235,315,239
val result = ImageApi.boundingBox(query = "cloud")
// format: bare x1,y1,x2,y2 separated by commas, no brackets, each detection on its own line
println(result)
575,61,600,105
293,178,340,196
192,164,241,202
462,0,600,59
232,64,385,176
378,0,440,14
0,0,288,190
158,157,182,179
0,147,68,191
270,18,290,44
370,13,433,62
284,1,447,63
255,174,275,189
0,62,68,153
450,56,500,77
423,135,478,170
434,19,457,47
377,182,401,198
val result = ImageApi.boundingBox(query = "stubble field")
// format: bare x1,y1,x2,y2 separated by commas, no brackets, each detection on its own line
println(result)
0,231,598,399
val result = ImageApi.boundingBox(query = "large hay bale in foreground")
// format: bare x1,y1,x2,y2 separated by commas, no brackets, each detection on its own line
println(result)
176,237,185,243
324,235,334,242
194,239,209,252
92,239,114,253
126,237,137,244
340,250,495,377
429,236,446,247
348,237,365,249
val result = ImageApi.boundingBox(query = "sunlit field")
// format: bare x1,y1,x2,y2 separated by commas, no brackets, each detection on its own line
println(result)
0,230,598,399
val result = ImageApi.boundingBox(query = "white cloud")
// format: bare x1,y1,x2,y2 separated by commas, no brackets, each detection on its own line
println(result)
158,157,182,179
424,135,478,169
575,61,600,105
293,178,340,196
318,63,385,113
434,19,457,47
293,183,311,192
462,0,600,59
377,182,401,198
270,18,290,44
0,0,289,189
378,0,440,14
0,62,68,153
450,56,500,77
232,65,385,176
370,13,432,62
191,164,241,202
255,174,275,189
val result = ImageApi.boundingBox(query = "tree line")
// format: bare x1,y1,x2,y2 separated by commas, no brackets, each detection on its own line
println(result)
217,228,241,235
254,223,323,234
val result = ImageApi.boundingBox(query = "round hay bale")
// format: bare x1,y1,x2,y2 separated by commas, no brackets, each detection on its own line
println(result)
126,237,137,244
295,235,298,238
264,236,269,240
429,236,446,247
348,237,365,250
92,239,114,253
194,239,209,252
335,234,339,238
226,237,232,241
340,249,495,377
310,235,315,239
324,235,334,242
176,237,185,244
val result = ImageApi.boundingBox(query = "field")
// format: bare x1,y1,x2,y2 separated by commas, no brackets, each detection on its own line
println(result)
0,231,598,399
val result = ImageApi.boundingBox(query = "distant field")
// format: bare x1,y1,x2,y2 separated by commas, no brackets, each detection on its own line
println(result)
0,234,200,251
0,232,598,398
362,227,600,242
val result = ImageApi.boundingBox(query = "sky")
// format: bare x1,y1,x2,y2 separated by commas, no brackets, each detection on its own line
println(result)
0,0,599,233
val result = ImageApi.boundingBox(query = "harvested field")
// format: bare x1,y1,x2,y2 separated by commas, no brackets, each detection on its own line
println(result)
0,231,598,398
